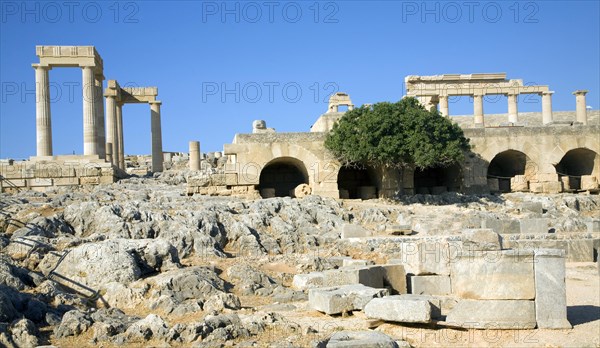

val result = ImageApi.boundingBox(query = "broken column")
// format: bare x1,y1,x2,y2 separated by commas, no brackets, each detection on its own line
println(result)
573,90,588,125
189,141,201,171
33,64,52,156
150,101,163,172
534,249,571,329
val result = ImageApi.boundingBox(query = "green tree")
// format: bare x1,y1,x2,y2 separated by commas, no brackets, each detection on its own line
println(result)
324,97,470,169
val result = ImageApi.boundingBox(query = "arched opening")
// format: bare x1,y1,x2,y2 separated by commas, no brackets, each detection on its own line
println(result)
488,150,535,193
337,166,377,199
555,148,599,190
258,157,308,198
413,163,463,194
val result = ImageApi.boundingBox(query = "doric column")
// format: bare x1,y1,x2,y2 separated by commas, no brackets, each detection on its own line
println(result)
105,95,118,166
116,103,125,170
150,101,164,172
439,95,449,117
189,141,201,171
94,75,106,159
33,64,53,156
541,91,554,125
573,90,588,125
82,66,98,155
507,93,518,123
473,94,484,126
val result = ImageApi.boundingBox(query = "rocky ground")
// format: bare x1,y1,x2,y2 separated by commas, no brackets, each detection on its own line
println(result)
0,172,599,347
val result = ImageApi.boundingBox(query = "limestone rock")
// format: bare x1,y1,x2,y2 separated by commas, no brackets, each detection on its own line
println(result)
309,284,389,315
318,330,399,348
364,295,435,323
54,310,93,338
461,228,502,251
446,300,536,329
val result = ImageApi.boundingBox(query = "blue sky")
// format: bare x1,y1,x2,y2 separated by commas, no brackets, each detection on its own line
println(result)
1,0,599,159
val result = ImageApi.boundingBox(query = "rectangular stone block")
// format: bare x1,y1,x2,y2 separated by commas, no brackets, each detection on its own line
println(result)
340,224,371,238
543,181,563,194
308,285,388,315
3,179,26,187
411,275,451,295
380,264,407,295
292,272,324,290
520,218,549,234
461,228,502,250
397,241,452,276
99,176,115,184
534,249,571,329
54,177,79,186
323,266,384,288
588,220,600,233
529,182,543,193
364,295,433,323
537,173,559,182
581,175,599,190
342,259,373,267
510,175,529,192
450,249,535,300
446,300,536,329
519,202,543,215
487,178,499,192
566,239,595,262
27,178,52,187
482,218,520,234
80,177,100,185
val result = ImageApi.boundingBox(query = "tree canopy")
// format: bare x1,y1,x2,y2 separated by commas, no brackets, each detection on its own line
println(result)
324,97,471,169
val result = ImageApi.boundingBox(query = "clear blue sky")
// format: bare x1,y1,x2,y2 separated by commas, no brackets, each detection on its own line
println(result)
1,0,599,159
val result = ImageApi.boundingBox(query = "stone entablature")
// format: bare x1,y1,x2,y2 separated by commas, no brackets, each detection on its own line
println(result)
104,80,163,172
405,73,554,126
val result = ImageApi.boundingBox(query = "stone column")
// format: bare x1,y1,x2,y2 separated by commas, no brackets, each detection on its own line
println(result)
116,103,125,170
542,91,554,125
105,95,118,166
150,101,164,172
439,95,449,117
94,75,106,159
82,66,98,156
473,94,484,126
189,141,201,171
507,93,518,123
573,90,588,125
105,142,113,164
33,64,53,156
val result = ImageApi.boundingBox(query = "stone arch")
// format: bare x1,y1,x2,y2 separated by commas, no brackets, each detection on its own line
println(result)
258,157,309,198
555,148,600,190
413,163,463,194
337,166,377,199
487,150,537,192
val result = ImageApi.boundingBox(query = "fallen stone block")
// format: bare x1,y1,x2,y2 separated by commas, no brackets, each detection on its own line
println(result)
461,228,502,251
519,202,543,215
446,300,536,329
319,330,399,348
411,275,451,295
364,295,437,323
340,224,371,239
386,224,412,235
520,218,549,234
510,175,529,192
342,259,374,267
396,241,454,276
380,264,407,294
581,175,599,190
543,181,563,194
308,285,389,315
482,218,520,234
534,249,571,329
292,272,324,291
450,249,535,300
323,266,384,288
566,239,595,262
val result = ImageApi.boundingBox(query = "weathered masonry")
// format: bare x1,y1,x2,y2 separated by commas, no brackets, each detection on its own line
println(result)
190,74,599,198
0,45,165,193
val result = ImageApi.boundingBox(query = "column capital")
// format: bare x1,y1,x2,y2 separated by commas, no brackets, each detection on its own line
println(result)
572,90,588,96
506,92,519,97
149,100,162,106
541,91,554,96
473,93,484,98
32,63,51,70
